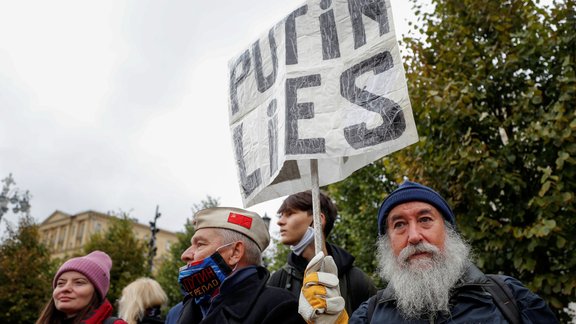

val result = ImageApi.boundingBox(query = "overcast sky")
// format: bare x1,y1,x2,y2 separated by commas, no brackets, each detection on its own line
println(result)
0,0,414,236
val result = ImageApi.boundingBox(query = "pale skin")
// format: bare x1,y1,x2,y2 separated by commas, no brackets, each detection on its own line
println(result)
277,209,327,261
53,271,95,317
180,227,246,270
386,201,447,261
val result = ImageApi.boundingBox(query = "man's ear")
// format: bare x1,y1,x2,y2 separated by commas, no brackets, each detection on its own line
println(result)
229,241,245,265
308,213,327,228
308,213,326,228
308,213,327,240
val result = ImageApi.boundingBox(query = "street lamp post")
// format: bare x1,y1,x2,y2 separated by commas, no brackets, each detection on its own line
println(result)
148,205,161,273
261,212,272,268
262,212,271,229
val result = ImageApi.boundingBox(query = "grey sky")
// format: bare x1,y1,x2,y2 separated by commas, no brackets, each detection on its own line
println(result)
0,0,414,235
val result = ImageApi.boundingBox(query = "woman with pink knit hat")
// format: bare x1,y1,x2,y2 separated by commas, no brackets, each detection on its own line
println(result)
36,250,128,324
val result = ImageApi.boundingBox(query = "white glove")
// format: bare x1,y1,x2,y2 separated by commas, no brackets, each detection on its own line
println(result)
298,252,349,324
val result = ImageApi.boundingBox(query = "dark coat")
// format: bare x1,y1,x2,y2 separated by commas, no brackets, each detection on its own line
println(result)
138,315,165,324
268,243,377,315
349,263,558,323
178,266,305,324
165,302,183,324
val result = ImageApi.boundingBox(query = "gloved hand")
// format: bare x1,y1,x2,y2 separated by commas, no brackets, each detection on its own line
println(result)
298,252,349,324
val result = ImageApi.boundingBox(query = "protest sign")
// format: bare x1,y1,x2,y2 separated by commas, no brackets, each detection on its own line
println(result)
228,0,418,208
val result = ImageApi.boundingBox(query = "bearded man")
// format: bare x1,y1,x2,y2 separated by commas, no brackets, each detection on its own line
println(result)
343,181,558,323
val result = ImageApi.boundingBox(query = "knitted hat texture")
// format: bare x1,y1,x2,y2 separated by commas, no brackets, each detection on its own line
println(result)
378,181,456,234
53,250,112,299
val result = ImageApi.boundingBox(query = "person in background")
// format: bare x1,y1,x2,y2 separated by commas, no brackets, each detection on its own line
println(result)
341,180,558,323
36,250,128,324
268,190,377,316
118,277,167,324
177,207,306,323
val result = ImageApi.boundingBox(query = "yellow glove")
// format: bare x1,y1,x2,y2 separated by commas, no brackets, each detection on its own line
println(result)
298,252,349,324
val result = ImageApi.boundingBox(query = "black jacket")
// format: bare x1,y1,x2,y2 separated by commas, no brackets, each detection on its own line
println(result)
268,243,377,315
178,266,305,324
138,315,165,324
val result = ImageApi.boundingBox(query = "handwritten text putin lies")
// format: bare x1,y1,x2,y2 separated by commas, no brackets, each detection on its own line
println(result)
229,0,406,197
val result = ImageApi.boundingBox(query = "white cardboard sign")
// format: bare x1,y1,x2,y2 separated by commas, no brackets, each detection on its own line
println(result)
228,0,418,207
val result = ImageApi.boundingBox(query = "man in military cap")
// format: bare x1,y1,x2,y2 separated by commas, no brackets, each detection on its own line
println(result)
177,207,305,324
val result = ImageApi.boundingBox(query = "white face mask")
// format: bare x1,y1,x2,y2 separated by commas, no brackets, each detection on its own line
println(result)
290,227,315,256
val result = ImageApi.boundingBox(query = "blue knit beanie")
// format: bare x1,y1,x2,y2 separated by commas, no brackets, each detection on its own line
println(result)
378,181,456,234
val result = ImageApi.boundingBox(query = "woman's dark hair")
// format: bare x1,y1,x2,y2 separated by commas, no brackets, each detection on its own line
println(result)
277,190,338,237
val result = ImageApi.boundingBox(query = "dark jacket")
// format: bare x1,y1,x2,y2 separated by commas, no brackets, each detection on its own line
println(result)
178,266,305,324
165,302,183,324
138,315,165,324
349,263,558,323
133,306,164,324
268,243,377,315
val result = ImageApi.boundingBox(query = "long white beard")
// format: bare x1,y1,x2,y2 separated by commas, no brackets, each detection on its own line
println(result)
376,226,471,319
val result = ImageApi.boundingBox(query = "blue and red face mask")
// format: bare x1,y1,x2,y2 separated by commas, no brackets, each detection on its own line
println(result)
178,244,234,304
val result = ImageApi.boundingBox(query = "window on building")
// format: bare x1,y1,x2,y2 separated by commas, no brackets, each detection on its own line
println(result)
76,222,85,245
50,230,57,249
94,222,101,233
165,240,171,252
69,225,76,247
58,226,66,251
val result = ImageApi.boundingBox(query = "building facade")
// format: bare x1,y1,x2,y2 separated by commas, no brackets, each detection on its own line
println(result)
39,210,178,264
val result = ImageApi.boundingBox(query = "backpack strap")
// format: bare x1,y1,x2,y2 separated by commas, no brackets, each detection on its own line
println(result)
283,263,294,289
268,264,295,290
339,269,350,314
485,274,521,324
366,289,383,321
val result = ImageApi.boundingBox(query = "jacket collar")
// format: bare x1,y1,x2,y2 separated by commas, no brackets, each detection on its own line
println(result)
210,266,270,320
79,299,115,324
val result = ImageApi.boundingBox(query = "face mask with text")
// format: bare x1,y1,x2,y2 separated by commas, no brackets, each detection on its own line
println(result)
178,244,233,304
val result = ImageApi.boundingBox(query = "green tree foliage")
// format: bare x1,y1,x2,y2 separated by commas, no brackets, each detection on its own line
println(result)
0,174,31,223
327,163,398,285
266,238,291,272
83,214,148,306
328,0,574,318
155,218,195,307
0,214,55,324
155,196,220,307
